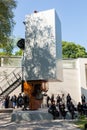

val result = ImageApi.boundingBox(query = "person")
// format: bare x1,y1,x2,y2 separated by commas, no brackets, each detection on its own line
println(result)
17,93,24,108
22,93,29,110
61,94,65,104
4,95,9,108
81,94,86,104
56,94,61,106
77,102,82,115
59,102,66,119
82,102,87,115
46,95,50,107
69,101,75,119
11,94,17,108
50,94,54,103
66,93,71,105
48,100,59,119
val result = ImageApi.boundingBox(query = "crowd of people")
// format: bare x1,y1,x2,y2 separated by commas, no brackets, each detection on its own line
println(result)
47,93,87,120
1,92,87,120
1,93,29,110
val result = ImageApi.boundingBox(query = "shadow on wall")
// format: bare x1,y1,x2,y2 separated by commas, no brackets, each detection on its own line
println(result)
23,16,57,81
24,43,56,80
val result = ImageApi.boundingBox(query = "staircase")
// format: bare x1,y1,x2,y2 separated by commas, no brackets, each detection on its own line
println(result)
0,68,22,99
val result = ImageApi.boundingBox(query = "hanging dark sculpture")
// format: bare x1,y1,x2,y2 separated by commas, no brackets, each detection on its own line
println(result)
17,38,25,50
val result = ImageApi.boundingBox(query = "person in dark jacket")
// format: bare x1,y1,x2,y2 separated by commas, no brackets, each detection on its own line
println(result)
22,93,29,110
66,93,71,105
59,102,66,119
17,93,24,108
81,94,86,104
4,95,9,108
69,101,75,119
48,100,59,119
11,95,17,108
47,95,50,107
77,102,82,115
50,94,54,103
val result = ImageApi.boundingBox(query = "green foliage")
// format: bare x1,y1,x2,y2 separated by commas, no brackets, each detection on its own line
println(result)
75,115,87,129
62,41,87,58
0,0,17,47
0,51,6,56
15,49,23,56
0,37,19,56
3,38,15,55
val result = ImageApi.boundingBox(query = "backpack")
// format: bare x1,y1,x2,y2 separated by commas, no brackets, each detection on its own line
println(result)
18,97,24,105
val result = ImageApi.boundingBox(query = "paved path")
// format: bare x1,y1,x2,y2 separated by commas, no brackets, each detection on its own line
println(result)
0,113,81,130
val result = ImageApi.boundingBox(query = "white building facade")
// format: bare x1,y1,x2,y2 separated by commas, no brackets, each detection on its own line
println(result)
47,58,87,104
0,57,87,104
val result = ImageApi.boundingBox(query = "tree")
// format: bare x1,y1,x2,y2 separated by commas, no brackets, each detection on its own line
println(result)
62,41,87,58
0,0,17,47
0,37,21,56
15,49,23,56
2,38,15,55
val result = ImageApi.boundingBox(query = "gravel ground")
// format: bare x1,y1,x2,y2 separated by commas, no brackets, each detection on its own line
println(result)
0,113,81,130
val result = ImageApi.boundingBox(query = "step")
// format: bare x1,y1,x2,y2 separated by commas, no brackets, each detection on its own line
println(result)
11,108,53,122
0,108,13,113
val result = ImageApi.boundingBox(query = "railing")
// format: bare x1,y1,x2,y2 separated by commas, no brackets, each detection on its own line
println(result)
0,68,22,97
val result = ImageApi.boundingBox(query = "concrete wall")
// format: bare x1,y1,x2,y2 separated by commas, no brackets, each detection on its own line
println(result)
47,69,80,104
0,57,87,104
46,58,87,104
77,58,87,102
